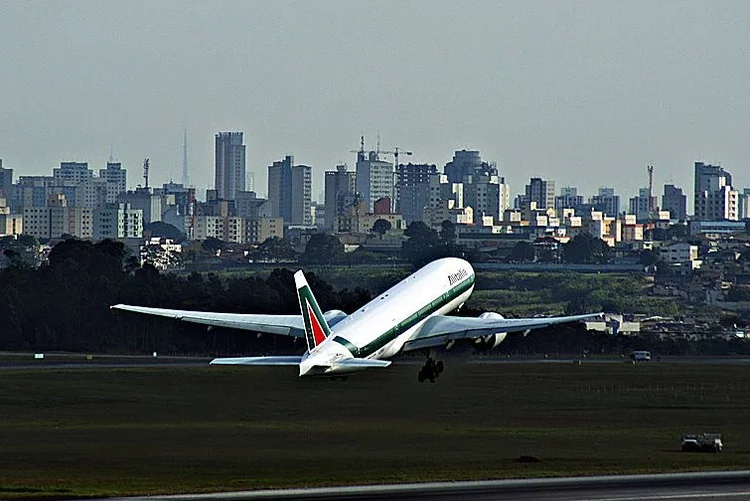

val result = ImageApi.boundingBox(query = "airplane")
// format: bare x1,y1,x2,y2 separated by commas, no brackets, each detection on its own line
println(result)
112,257,601,382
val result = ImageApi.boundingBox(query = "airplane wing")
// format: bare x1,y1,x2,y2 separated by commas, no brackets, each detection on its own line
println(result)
111,304,305,337
211,356,303,365
401,313,602,352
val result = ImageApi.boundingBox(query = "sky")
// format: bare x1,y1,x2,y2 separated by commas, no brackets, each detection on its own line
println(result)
2,1,750,205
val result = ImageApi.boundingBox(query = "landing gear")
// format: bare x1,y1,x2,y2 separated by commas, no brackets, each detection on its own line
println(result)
418,358,444,383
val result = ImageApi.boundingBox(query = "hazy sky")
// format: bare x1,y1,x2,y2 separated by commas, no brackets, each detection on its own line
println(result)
2,1,749,204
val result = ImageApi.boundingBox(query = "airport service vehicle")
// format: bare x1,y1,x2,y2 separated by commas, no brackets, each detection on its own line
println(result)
630,350,652,362
681,433,723,453
113,257,600,381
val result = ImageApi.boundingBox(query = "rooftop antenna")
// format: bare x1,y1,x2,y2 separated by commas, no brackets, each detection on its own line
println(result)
108,144,115,163
647,164,656,220
181,129,190,186
351,137,366,162
143,158,150,189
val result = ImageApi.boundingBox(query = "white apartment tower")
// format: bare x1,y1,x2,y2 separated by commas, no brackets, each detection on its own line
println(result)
694,162,738,221
99,162,127,204
356,150,393,212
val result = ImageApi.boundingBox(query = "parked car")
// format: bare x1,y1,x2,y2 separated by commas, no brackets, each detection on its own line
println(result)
681,433,723,453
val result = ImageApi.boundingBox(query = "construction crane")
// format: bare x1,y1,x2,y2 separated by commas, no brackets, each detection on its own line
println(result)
349,137,413,166
377,147,413,168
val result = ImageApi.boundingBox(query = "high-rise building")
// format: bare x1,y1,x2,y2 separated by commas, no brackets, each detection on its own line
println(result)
94,203,143,239
662,184,687,221
694,162,738,221
324,164,356,231
268,155,293,222
356,150,393,212
740,188,750,220
51,162,107,209
443,150,497,184
14,176,54,210
117,187,163,224
463,173,508,223
395,163,437,224
54,162,93,184
267,155,312,226
99,162,127,204
23,193,94,239
214,132,246,201
589,187,620,217
291,164,312,226
629,188,657,222
518,177,555,210
235,191,267,220
0,160,13,201
555,186,584,213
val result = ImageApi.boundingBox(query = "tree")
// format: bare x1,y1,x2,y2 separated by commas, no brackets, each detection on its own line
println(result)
562,234,611,264
301,233,345,264
252,237,297,262
510,241,535,263
439,220,456,243
402,221,464,267
16,234,39,248
144,221,186,242
371,218,392,235
201,237,224,255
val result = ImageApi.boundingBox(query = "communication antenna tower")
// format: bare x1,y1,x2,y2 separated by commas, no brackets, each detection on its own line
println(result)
143,158,150,189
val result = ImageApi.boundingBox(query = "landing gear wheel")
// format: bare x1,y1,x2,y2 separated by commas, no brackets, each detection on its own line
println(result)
418,357,443,383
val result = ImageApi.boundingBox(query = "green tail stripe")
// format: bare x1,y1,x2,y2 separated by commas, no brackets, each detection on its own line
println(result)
298,284,330,350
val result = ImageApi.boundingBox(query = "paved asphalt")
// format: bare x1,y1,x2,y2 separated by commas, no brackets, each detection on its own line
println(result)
4,354,750,371
95,471,750,501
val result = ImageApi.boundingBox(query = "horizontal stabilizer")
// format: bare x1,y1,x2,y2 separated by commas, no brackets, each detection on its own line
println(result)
210,356,303,366
332,358,391,369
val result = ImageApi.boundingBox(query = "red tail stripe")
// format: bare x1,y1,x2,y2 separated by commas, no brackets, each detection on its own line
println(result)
307,303,327,346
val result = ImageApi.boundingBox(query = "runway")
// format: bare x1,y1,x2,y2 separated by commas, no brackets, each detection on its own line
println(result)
95,471,750,501
4,352,750,371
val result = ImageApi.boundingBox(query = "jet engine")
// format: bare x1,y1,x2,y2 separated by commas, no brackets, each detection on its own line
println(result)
471,312,508,351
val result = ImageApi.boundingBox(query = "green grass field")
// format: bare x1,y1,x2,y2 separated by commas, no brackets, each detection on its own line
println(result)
2,361,750,499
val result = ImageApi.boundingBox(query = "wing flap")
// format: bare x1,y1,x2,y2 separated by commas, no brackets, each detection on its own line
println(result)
111,304,305,337
332,358,391,369
402,313,602,352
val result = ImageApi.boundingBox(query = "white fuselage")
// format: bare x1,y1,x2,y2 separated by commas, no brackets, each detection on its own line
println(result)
300,257,475,375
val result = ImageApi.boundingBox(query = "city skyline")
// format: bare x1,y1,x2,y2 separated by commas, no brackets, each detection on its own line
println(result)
0,139,739,212
2,2,750,199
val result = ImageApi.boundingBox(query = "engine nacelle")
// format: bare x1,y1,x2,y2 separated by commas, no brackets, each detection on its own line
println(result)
471,312,507,351
324,309,347,327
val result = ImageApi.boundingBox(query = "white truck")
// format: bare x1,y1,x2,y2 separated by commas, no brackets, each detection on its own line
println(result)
630,350,652,362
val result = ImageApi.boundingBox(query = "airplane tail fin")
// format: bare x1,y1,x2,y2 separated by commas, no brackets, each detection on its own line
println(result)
295,270,332,352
